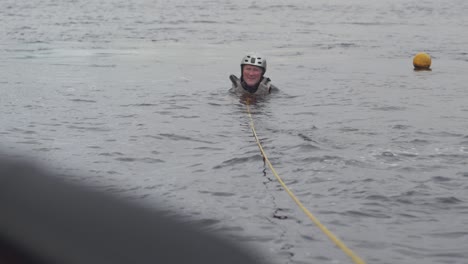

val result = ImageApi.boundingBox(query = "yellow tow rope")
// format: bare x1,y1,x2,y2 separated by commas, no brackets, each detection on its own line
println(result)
246,102,366,264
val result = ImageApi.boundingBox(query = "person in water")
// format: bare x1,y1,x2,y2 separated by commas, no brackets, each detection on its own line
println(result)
230,53,277,95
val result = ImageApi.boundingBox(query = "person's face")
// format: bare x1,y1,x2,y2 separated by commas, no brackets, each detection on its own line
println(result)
242,65,263,86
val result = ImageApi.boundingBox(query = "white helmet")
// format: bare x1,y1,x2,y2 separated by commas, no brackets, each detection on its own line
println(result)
241,53,267,73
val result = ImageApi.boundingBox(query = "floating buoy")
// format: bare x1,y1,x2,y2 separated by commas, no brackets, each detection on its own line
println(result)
413,52,431,70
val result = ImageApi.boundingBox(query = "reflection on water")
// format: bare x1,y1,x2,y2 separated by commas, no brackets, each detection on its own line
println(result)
236,92,272,108
2,0,468,263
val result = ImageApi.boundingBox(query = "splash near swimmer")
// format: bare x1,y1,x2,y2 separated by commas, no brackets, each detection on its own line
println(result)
229,53,278,95
413,52,432,71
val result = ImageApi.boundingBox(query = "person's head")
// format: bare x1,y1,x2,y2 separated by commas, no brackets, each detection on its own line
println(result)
240,53,267,87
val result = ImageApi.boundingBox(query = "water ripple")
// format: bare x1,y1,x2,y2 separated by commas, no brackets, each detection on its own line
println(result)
213,155,261,169
69,98,97,103
159,133,213,144
115,157,164,164
199,190,236,197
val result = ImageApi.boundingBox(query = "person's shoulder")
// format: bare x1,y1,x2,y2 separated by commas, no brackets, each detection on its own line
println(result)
262,76,279,93
229,74,240,84
269,83,279,93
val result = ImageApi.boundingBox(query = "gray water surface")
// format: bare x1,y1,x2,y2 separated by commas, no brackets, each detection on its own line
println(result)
2,1,468,263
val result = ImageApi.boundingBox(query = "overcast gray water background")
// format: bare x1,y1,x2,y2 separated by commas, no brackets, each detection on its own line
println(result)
1,0,468,263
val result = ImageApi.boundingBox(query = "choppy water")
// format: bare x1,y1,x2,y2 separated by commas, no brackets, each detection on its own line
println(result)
2,0,468,263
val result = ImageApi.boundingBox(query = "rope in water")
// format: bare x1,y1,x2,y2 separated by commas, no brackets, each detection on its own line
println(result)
246,102,366,264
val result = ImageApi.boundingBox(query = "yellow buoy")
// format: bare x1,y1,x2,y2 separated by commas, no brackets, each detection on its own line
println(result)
413,52,431,70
